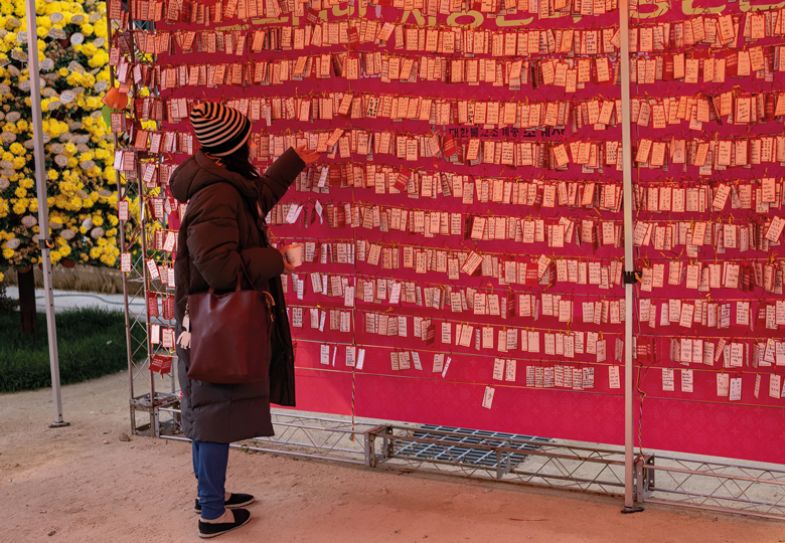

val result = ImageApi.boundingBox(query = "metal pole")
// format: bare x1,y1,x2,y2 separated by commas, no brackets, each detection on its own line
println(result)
618,0,638,512
24,0,69,428
122,10,160,435
103,4,136,435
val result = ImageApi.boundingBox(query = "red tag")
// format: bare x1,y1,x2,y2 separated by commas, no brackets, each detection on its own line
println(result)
305,8,319,24
168,208,181,231
150,354,173,374
162,295,176,320
422,320,435,344
442,136,458,159
147,293,159,318
394,170,409,192
348,26,360,46
108,0,122,19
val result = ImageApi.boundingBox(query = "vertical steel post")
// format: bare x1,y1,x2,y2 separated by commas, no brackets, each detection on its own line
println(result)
104,3,137,435
25,0,69,428
618,0,640,512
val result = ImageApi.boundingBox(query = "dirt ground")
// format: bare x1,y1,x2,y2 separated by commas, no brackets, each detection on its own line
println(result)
2,373,785,543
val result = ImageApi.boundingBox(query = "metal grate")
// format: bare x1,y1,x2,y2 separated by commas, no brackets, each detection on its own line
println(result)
393,425,551,470
370,425,627,493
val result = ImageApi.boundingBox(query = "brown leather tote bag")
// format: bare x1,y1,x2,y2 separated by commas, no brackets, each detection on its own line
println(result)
186,275,275,384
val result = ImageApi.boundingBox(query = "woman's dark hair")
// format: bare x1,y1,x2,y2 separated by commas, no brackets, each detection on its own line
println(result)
218,143,259,180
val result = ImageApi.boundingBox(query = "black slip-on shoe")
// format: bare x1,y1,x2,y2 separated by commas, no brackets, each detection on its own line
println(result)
194,493,256,514
198,508,251,539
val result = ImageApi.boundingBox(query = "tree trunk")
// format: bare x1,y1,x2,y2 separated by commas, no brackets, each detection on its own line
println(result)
17,267,36,334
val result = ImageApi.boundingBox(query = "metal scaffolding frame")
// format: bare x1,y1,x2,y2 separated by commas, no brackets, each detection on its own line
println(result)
367,425,628,497
154,406,785,521
160,408,375,465
640,453,785,521
107,0,178,438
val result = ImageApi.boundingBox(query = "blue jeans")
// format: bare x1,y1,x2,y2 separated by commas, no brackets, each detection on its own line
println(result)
192,441,230,520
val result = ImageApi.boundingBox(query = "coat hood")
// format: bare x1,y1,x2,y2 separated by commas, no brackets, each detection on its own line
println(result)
169,151,258,203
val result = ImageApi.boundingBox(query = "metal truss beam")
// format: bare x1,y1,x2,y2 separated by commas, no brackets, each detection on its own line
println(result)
148,406,785,521
640,453,785,521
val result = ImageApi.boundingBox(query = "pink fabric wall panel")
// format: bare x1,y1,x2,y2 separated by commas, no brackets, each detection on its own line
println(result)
629,1,785,463
151,0,785,463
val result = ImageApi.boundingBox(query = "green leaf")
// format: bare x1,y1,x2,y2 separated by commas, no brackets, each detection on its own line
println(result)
101,104,112,128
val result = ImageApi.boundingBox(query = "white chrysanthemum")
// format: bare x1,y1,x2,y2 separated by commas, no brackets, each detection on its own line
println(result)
40,58,55,71
81,218,93,230
60,229,76,241
80,160,96,171
48,28,66,40
10,49,27,62
49,143,64,154
54,154,68,167
47,100,61,111
60,90,76,104
4,238,21,250
0,177,10,190
70,14,85,24
50,12,64,23
21,216,38,229
7,112,21,123
1,132,17,143
90,227,105,240
70,32,84,46
94,81,108,92
68,61,85,74
18,80,31,92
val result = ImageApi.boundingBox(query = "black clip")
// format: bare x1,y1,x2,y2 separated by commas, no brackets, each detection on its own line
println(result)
38,238,54,250
623,271,638,285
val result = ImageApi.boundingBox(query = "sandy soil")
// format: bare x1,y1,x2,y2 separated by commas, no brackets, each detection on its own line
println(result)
2,373,785,543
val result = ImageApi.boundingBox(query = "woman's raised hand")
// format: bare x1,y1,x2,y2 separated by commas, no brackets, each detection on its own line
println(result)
281,256,297,274
278,244,301,274
294,145,321,165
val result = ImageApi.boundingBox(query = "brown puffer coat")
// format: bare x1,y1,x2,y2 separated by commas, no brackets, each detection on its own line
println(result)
171,148,305,443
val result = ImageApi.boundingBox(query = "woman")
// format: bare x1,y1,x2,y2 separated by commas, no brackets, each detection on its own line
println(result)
171,102,319,538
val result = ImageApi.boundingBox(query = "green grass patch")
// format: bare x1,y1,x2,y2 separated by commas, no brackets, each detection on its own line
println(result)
0,308,137,393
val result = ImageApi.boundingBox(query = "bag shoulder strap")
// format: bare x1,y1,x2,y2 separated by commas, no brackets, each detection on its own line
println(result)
177,181,270,348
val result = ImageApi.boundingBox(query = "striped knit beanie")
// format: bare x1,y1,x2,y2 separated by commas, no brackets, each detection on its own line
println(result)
189,102,251,157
